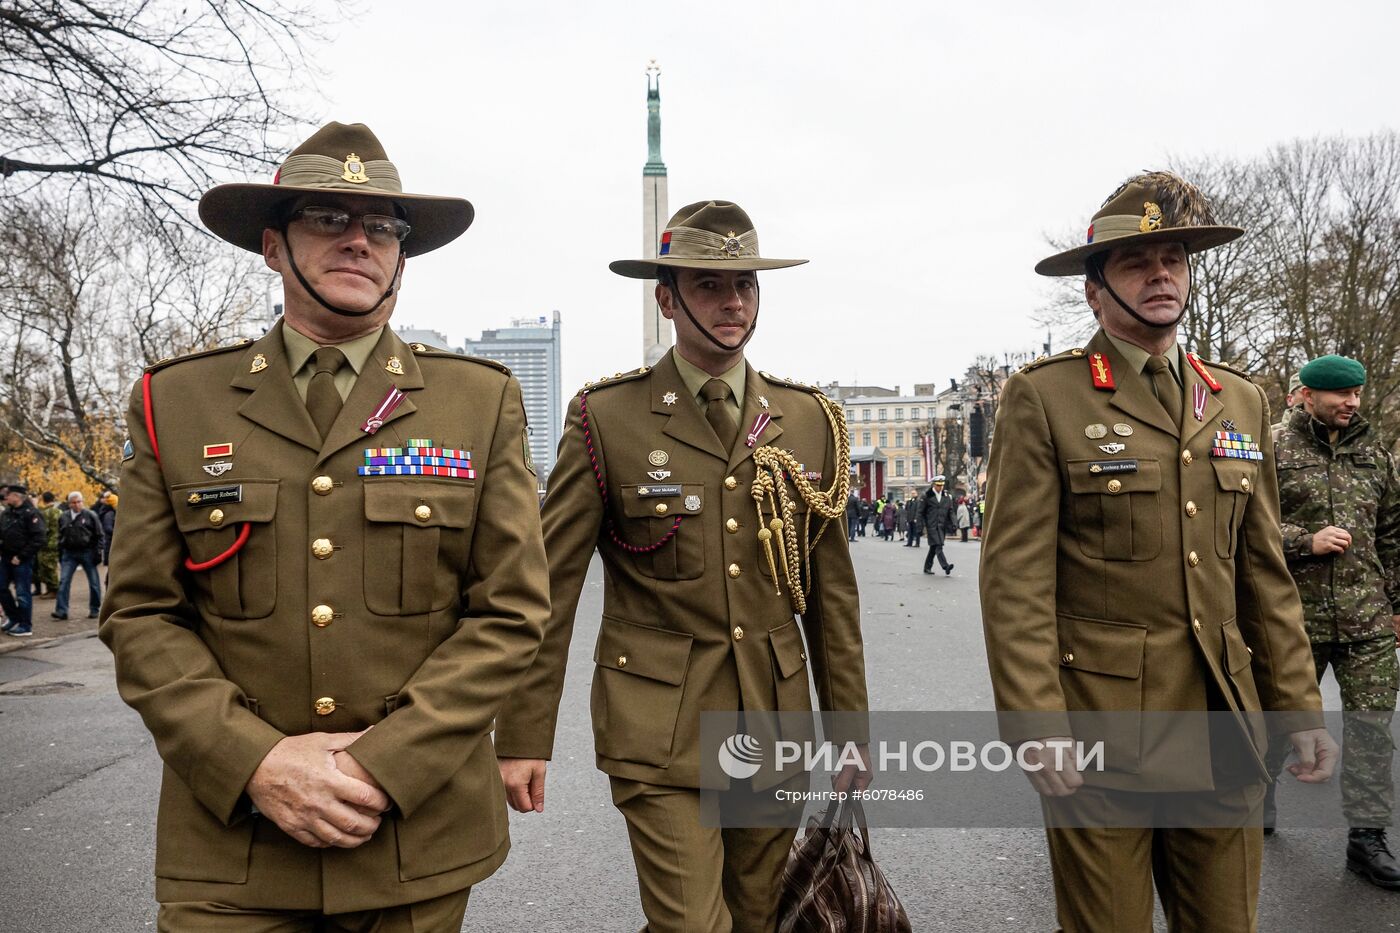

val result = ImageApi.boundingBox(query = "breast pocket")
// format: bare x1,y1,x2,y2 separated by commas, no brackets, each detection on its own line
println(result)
619,484,705,580
170,478,279,619
364,479,477,615
1067,460,1162,561
1211,461,1257,558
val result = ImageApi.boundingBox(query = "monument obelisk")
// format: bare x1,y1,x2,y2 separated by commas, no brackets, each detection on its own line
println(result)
641,60,672,366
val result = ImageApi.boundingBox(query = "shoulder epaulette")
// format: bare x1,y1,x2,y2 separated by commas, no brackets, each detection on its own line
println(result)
578,366,651,395
144,338,254,374
409,343,511,376
1018,347,1085,374
1190,352,1251,381
758,372,824,394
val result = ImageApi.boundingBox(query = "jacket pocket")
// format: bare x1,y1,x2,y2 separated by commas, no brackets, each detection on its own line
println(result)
1067,459,1162,561
395,737,506,881
591,615,694,767
1211,461,1257,558
619,483,706,581
170,478,279,619
153,765,254,882
769,618,811,712
363,479,476,615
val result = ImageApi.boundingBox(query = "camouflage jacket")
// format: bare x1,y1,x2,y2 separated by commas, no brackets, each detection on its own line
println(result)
1275,406,1400,642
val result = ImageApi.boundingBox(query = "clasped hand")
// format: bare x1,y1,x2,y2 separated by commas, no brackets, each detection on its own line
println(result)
246,731,390,849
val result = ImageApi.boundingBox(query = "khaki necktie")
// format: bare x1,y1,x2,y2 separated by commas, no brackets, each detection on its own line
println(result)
1146,354,1182,427
306,346,347,439
701,378,738,451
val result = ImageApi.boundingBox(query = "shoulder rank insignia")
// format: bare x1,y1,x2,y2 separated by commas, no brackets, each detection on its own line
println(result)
1186,352,1223,392
1089,352,1115,390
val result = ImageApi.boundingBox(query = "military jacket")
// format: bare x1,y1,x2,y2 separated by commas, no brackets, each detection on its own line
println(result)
99,323,548,912
1275,406,1400,643
980,329,1323,791
495,349,868,788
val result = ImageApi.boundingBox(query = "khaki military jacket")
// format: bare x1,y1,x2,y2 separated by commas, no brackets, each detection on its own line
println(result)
1276,406,1400,643
980,330,1322,791
495,349,868,788
99,323,549,912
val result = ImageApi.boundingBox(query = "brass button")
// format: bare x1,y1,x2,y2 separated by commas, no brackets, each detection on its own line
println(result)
1062,652,1074,664
312,538,334,559
311,475,334,495
654,502,669,516
1106,479,1122,494
1241,477,1251,492
1188,551,1200,567
617,655,628,668
800,652,807,661
1246,645,1254,656
1182,450,1194,465
1185,500,1198,517
314,697,336,716
725,518,739,533
1192,618,1202,633
415,504,432,522
728,563,741,578
732,626,744,640
311,605,334,627
724,476,738,490
208,508,225,527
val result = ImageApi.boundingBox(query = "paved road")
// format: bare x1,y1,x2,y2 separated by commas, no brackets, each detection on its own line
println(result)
1,535,1394,931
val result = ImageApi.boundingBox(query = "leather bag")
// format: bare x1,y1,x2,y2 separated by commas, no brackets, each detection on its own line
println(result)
777,798,912,932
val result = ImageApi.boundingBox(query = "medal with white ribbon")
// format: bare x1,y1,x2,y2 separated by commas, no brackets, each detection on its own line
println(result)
746,412,772,448
1192,383,1208,422
362,386,406,435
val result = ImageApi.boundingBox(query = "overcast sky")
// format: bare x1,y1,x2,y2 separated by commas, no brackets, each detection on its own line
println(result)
296,1,1397,396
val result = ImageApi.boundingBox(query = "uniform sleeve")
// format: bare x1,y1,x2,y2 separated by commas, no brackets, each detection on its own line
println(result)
1279,521,1314,562
1234,384,1324,731
492,393,606,759
801,402,869,736
979,373,1072,743
23,510,46,559
99,379,285,826
1377,448,1400,612
347,376,549,816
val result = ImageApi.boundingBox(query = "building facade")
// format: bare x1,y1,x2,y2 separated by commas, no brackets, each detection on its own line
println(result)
462,312,563,485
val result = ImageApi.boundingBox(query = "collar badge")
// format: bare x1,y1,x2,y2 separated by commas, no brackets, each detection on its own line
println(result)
662,391,677,406
385,356,405,375
250,353,268,373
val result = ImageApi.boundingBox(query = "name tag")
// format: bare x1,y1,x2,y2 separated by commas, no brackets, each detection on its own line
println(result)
186,485,242,508
1087,460,1138,475
636,484,683,497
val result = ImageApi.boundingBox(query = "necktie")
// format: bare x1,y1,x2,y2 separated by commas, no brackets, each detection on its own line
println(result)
1146,354,1182,427
701,378,738,451
306,346,347,439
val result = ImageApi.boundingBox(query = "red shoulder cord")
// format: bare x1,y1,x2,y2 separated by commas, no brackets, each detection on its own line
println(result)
143,372,252,572
578,390,683,554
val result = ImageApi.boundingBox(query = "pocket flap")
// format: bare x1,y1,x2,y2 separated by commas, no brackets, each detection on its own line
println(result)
1067,459,1161,495
1212,461,1258,495
621,483,705,518
594,616,693,685
1057,614,1147,679
170,479,279,532
1222,618,1254,674
364,479,476,528
769,618,808,679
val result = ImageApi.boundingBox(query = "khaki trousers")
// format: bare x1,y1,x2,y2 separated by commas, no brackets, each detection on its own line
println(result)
1043,784,1265,933
610,777,796,933
157,887,470,933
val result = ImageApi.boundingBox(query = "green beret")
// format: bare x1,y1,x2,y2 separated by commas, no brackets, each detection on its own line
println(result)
1299,355,1366,390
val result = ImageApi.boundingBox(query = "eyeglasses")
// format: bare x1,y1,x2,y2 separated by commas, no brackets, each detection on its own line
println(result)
287,206,411,245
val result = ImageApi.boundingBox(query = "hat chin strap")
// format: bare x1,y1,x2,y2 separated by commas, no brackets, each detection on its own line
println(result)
672,280,760,353
1091,255,1193,330
284,234,400,318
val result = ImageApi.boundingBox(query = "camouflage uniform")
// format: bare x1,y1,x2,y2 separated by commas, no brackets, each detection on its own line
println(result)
1273,405,1400,827
37,504,59,592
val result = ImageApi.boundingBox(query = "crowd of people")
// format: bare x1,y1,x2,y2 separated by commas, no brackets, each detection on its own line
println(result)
845,477,983,575
0,483,115,637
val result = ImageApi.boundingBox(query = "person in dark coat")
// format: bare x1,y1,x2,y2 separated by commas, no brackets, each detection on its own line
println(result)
857,497,873,537
880,498,899,541
94,491,117,566
846,492,861,541
919,476,955,575
0,483,48,636
904,497,923,547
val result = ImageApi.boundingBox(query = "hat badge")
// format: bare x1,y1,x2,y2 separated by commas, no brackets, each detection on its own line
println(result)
1139,201,1163,233
719,230,742,258
342,152,369,184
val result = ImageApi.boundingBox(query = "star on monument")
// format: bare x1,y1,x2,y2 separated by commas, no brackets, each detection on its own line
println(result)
662,391,678,406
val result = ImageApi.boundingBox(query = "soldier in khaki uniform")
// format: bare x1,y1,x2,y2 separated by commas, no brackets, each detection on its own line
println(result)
980,171,1337,932
99,122,549,931
495,201,869,932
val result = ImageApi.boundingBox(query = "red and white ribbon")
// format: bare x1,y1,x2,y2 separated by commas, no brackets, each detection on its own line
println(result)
362,386,406,435
1192,383,1208,422
746,412,772,448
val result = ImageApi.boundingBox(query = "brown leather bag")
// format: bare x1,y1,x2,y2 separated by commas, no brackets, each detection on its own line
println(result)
777,798,912,932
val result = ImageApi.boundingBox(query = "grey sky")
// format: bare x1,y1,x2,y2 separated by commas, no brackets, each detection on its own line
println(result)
302,0,1396,395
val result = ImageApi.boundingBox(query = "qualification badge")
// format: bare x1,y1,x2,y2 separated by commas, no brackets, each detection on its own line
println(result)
685,495,701,512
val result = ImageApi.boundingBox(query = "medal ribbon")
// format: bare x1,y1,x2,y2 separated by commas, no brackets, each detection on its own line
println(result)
362,386,407,435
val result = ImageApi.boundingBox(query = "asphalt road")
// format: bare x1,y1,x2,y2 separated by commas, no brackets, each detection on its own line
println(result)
1,535,1394,931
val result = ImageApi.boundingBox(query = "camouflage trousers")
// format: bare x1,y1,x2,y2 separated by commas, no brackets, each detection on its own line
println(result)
36,549,58,590
1267,635,1399,826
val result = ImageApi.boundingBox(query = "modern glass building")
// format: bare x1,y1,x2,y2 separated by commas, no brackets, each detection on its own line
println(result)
463,312,563,484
